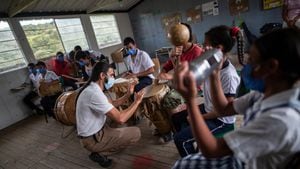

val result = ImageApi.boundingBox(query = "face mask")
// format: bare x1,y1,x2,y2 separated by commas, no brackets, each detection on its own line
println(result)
57,55,64,62
78,61,85,67
39,68,47,74
104,76,115,90
241,64,265,93
128,49,137,56
29,68,37,75
36,69,40,74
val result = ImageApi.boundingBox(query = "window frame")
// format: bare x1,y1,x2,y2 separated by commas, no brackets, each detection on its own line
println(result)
0,20,28,74
90,14,122,49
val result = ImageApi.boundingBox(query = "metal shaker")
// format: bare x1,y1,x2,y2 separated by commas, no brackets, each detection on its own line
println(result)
189,48,223,85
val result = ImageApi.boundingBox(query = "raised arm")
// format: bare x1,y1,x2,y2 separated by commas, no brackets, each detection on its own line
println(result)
209,70,237,117
174,61,233,158
106,90,144,124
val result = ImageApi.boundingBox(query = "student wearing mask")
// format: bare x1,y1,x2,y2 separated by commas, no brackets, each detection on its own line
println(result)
23,63,43,115
53,52,78,90
123,37,155,92
36,61,61,118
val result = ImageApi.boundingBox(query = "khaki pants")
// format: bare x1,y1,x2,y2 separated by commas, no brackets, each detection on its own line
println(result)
80,125,141,155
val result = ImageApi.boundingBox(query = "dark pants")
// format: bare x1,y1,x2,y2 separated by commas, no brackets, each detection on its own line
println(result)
134,76,153,93
40,93,61,118
172,104,234,157
23,91,41,111
63,78,78,90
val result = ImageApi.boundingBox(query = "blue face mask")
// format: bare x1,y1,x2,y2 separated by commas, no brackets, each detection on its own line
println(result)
78,61,85,67
29,68,37,75
39,68,47,74
241,64,265,93
104,77,115,90
128,49,137,56
57,55,64,62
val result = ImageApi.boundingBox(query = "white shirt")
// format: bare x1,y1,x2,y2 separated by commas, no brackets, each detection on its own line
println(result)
224,87,300,169
29,73,39,89
76,82,114,137
124,49,155,79
37,70,59,83
203,61,240,124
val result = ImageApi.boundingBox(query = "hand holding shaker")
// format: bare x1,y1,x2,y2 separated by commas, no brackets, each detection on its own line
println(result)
189,48,223,85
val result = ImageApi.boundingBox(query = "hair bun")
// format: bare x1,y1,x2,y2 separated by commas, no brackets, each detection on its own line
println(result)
230,26,240,38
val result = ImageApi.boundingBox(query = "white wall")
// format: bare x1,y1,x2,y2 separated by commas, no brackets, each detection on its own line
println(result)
0,13,134,130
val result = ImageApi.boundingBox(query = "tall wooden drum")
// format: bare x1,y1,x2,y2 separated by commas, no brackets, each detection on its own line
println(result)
141,84,171,134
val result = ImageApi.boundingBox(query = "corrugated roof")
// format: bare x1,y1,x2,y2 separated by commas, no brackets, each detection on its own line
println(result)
0,0,142,17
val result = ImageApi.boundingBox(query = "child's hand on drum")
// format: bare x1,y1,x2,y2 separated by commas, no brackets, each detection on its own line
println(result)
173,61,197,101
134,89,145,104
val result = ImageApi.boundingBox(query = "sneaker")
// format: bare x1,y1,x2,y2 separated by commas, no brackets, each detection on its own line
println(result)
158,132,173,144
89,152,112,168
152,128,160,136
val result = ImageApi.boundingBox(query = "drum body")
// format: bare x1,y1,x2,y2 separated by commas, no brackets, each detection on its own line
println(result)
141,84,171,134
110,78,129,98
54,91,78,125
39,80,62,97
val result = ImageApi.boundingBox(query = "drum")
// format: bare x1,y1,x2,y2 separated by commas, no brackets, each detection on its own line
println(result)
140,84,171,134
54,91,78,126
39,80,63,97
110,78,130,98
161,89,186,114
110,78,138,98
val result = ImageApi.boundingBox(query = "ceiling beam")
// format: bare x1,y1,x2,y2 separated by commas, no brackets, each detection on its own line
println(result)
8,0,39,17
87,0,122,14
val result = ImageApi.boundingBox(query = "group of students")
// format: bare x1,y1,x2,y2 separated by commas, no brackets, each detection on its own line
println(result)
23,45,100,118
74,23,300,169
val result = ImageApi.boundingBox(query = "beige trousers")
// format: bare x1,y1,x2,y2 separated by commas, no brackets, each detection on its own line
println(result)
80,125,141,155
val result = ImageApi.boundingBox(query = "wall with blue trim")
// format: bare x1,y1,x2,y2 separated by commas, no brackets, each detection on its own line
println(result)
129,0,282,56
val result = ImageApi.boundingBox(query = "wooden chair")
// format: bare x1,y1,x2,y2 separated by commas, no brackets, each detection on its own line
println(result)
111,48,128,75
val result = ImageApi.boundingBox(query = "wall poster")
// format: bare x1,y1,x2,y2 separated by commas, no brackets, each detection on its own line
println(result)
229,0,250,15
186,5,202,23
263,0,283,10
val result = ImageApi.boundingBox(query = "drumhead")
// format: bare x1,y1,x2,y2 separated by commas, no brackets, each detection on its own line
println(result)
143,84,167,98
114,78,129,84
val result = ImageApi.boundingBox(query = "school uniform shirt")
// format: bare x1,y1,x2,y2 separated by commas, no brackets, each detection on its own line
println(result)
124,49,155,79
76,82,114,137
203,60,240,124
29,73,39,90
37,70,59,83
163,44,203,73
224,87,300,169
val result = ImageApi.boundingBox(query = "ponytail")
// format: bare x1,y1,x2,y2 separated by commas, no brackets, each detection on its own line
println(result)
230,26,245,66
75,61,111,105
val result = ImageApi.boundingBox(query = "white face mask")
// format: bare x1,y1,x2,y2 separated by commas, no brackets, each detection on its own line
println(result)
104,76,115,90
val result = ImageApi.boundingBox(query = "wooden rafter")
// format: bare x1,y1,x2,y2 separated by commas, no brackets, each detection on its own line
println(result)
8,0,39,17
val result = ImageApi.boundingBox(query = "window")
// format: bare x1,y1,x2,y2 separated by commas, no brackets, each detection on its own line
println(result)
20,19,65,60
0,21,27,73
90,15,121,48
55,18,89,52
